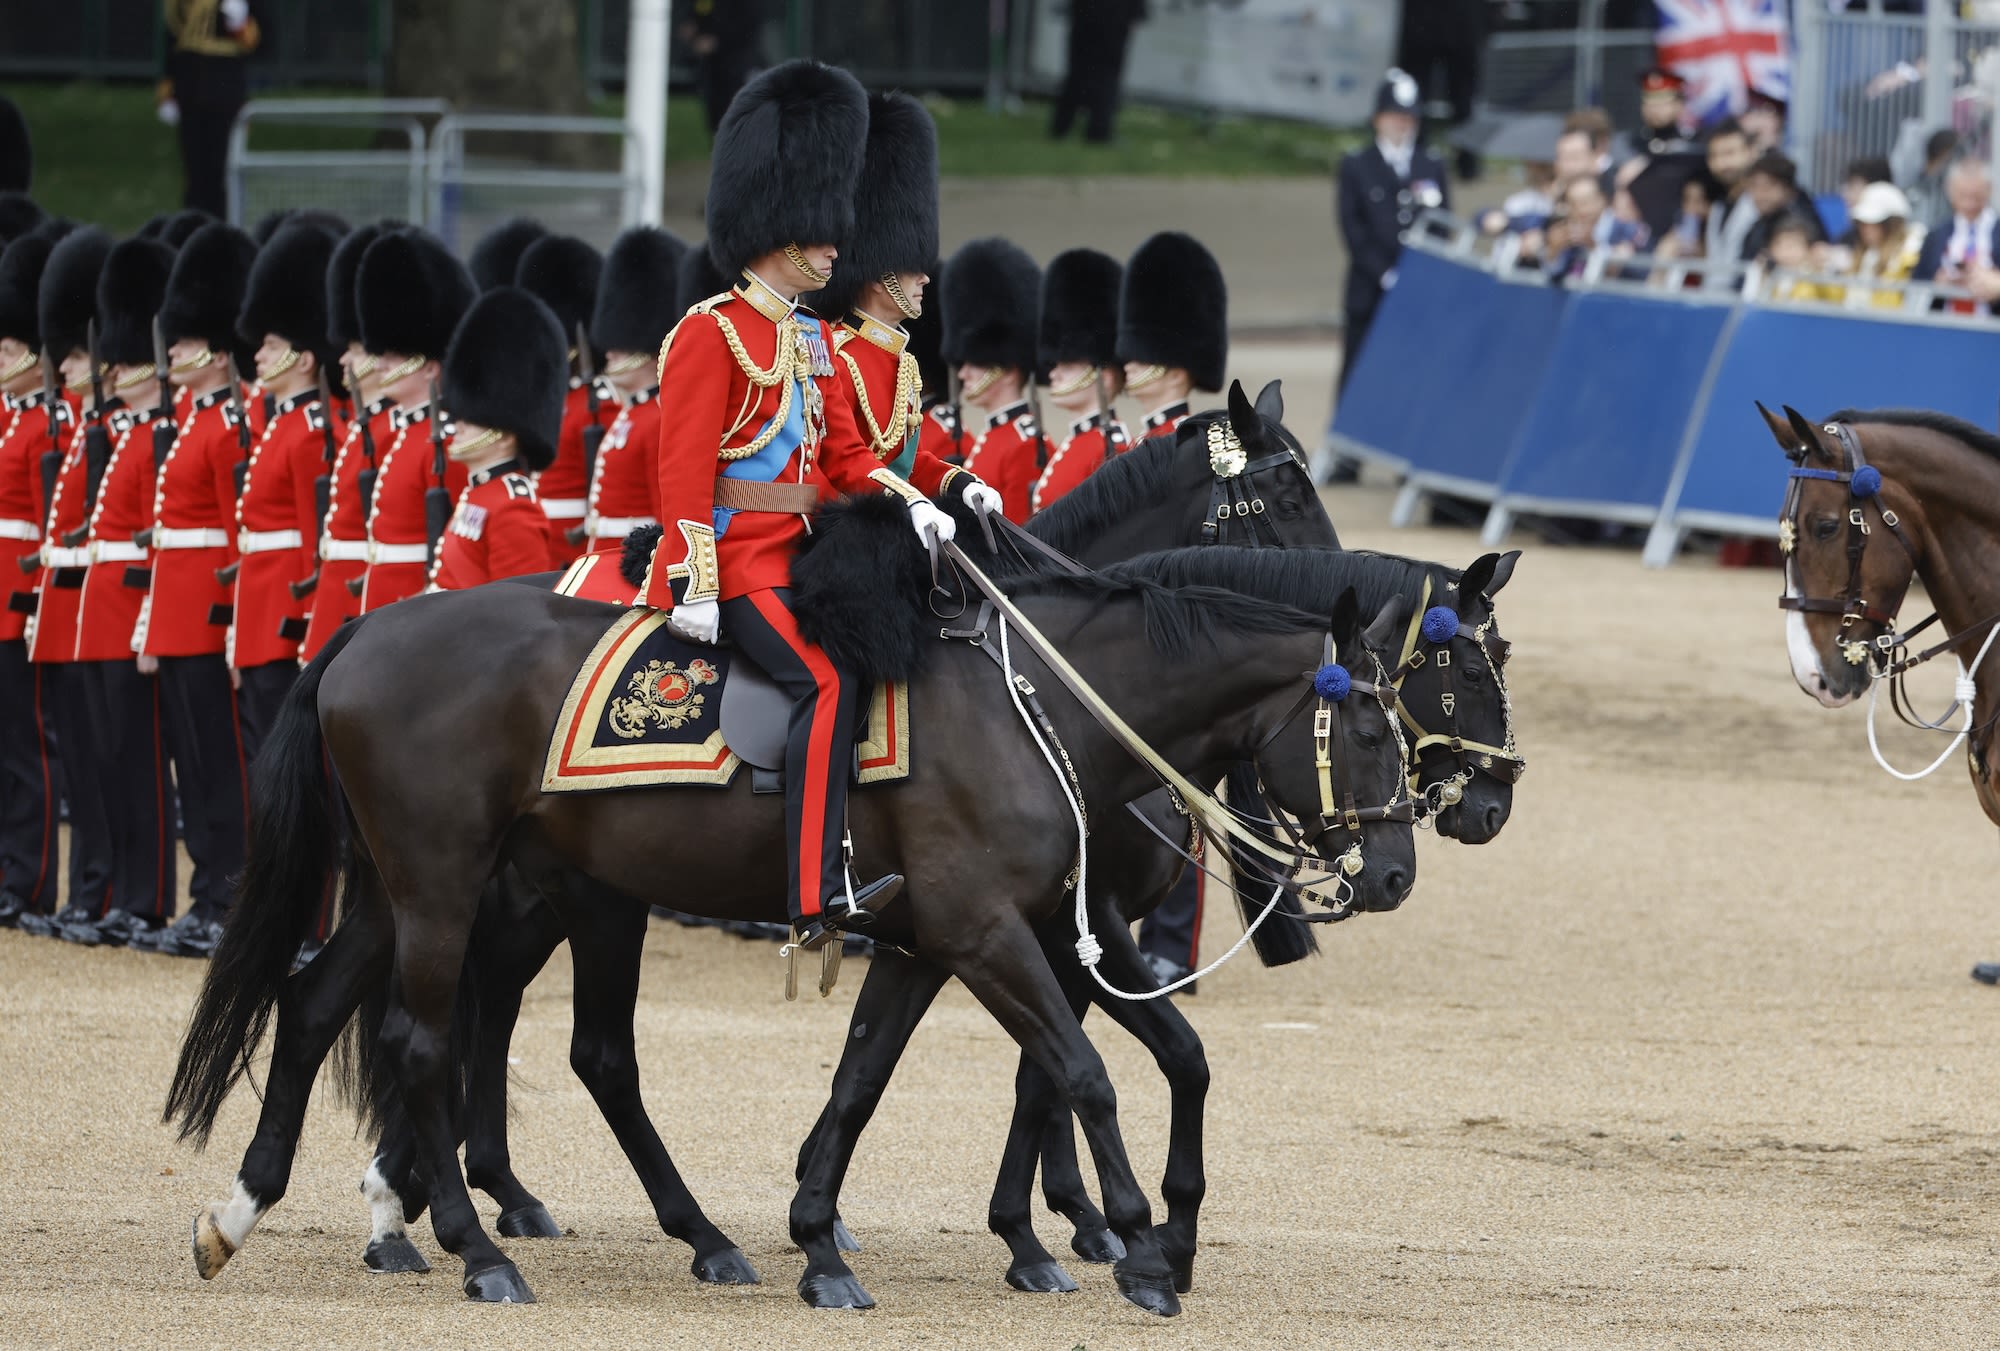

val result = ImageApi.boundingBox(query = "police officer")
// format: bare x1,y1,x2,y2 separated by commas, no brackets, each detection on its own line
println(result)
944,237,1043,523
514,233,608,564
427,287,564,590
1029,247,1126,514
1335,69,1448,402
1117,230,1227,444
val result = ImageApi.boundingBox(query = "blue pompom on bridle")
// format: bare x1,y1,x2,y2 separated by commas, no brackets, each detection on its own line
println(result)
1420,605,1459,644
1849,464,1882,498
1314,664,1351,701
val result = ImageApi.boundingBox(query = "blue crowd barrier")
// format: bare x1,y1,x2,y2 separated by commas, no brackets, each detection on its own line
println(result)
1483,288,1737,543
1648,305,2000,558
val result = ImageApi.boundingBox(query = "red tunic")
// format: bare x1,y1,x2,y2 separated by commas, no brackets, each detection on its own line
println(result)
1,391,71,643
829,312,971,500
642,280,948,610
1134,400,1190,445
1030,414,1130,515
27,412,92,664
585,388,661,540
74,408,160,662
231,391,327,669
361,402,464,612
429,463,554,590
537,378,610,563
916,402,967,467
961,401,1042,524
140,387,244,658
302,396,394,661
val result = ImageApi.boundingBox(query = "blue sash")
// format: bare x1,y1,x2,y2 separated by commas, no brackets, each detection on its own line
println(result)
713,316,825,538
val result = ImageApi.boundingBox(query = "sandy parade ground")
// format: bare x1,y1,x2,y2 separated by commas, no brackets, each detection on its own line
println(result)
6,462,2000,1351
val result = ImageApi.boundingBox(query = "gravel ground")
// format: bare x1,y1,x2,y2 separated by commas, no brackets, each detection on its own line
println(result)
4,481,1999,1350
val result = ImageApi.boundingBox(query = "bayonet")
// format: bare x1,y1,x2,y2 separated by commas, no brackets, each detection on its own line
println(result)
423,374,450,568
72,317,111,543
291,365,339,600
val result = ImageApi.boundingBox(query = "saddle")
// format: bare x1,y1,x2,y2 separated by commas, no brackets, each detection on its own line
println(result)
542,606,909,794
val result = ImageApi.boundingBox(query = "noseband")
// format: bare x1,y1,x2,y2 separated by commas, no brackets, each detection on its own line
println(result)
1381,579,1525,814
1199,420,1307,548
1778,421,1919,668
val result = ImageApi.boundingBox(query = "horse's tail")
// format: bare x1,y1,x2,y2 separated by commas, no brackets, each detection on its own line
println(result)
165,621,360,1146
1224,762,1321,967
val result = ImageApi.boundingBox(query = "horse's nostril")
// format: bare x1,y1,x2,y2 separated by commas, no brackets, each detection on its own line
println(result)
1482,802,1502,833
1382,868,1410,901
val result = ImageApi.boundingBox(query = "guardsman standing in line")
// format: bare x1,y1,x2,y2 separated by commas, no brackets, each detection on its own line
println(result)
944,237,1043,523
18,228,114,938
817,92,994,514
138,221,257,958
427,287,563,590
300,222,394,661
466,216,546,293
64,237,178,948
230,222,341,746
639,61,981,950
1117,230,1227,447
552,226,683,603
0,229,66,926
1028,248,1127,514
356,229,476,612
1116,230,1229,991
513,233,607,564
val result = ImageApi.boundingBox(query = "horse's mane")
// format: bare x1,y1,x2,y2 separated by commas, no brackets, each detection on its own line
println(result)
1025,431,1181,557
1008,545,1447,662
1831,408,2000,462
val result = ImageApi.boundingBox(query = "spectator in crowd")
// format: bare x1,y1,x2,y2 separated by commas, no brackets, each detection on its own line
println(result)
680,0,765,137
1611,67,1695,165
1553,127,1599,189
1656,173,1716,260
1765,214,1843,303
1742,92,1787,153
1913,158,2000,312
1846,181,1926,305
1737,152,1825,262
1477,160,1556,241
1905,129,1961,228
1704,118,1760,262
1562,107,1616,188
1050,0,1146,145
1544,174,1608,283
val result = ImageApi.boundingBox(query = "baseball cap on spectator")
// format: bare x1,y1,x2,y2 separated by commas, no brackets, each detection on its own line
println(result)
1850,182,1912,225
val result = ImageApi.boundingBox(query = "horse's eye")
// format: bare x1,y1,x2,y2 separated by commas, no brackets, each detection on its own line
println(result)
1812,516,1840,541
1275,496,1303,521
1462,664,1485,685
1355,728,1383,751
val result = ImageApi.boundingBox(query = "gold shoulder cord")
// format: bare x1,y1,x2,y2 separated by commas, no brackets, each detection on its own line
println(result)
836,347,919,461
672,300,806,464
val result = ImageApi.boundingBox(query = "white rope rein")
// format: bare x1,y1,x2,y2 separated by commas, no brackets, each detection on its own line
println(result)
1865,620,2000,782
994,613,1295,1001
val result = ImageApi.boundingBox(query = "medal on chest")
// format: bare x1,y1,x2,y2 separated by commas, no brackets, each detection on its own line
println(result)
451,502,488,540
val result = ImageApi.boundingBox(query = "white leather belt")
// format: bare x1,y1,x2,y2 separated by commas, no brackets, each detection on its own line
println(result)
588,514,657,538
90,540,144,563
239,528,304,554
42,545,88,568
154,527,229,549
0,518,40,542
367,541,429,565
540,497,587,518
320,537,369,562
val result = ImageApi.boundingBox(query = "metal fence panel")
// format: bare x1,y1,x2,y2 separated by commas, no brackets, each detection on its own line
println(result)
427,114,640,256
226,99,447,232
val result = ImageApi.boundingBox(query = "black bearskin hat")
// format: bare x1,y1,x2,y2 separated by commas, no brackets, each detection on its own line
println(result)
676,242,730,314
37,226,111,360
514,233,601,351
0,97,28,193
940,237,1040,373
326,221,390,351
0,232,58,347
159,222,258,361
1117,231,1228,393
704,60,869,279
441,286,567,472
0,193,44,248
468,216,547,292
141,208,216,252
905,256,946,396
1038,248,1122,372
250,207,349,247
817,91,940,322
356,227,477,359
96,236,176,368
592,226,685,354
237,223,340,366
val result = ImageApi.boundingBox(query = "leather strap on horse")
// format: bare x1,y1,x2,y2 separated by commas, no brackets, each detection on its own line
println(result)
713,477,820,514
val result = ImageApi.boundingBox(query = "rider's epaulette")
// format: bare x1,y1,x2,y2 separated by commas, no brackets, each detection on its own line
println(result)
502,472,534,501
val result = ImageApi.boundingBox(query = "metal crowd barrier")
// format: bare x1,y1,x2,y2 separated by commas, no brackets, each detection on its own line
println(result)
1325,211,2000,567
226,99,449,231
427,114,643,256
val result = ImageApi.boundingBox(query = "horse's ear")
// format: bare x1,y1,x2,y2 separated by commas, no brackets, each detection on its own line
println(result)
1459,552,1498,599
1329,585,1359,639
1486,550,1521,596
1226,380,1259,448
1782,404,1836,463
1253,379,1285,424
1756,401,1804,458
1363,594,1408,653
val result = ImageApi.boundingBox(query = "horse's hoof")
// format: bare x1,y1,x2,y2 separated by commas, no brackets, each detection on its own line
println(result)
463,1262,536,1304
496,1204,562,1239
191,1206,236,1280
1071,1226,1125,1264
1006,1259,1079,1294
692,1246,760,1286
832,1218,861,1253
1170,1252,1195,1294
799,1271,876,1310
1115,1269,1181,1317
363,1235,431,1274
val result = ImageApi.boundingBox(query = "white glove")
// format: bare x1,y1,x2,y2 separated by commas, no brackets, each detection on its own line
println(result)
220,0,250,28
156,99,182,128
666,597,720,644
961,480,1004,517
909,499,956,546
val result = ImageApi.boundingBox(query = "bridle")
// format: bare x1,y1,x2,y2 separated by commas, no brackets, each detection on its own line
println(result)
1198,418,1310,548
1777,420,1920,670
1380,578,1525,814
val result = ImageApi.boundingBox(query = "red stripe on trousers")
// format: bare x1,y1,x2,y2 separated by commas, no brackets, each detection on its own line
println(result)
746,589,843,920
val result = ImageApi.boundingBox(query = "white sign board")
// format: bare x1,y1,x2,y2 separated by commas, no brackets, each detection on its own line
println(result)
1029,0,1403,128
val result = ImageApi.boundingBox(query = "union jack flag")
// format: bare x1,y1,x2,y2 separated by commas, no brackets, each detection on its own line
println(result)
1655,0,1791,125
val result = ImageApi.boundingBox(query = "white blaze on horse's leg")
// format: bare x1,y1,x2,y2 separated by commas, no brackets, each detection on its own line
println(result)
213,1175,267,1251
362,1157,407,1244
1786,608,1840,705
